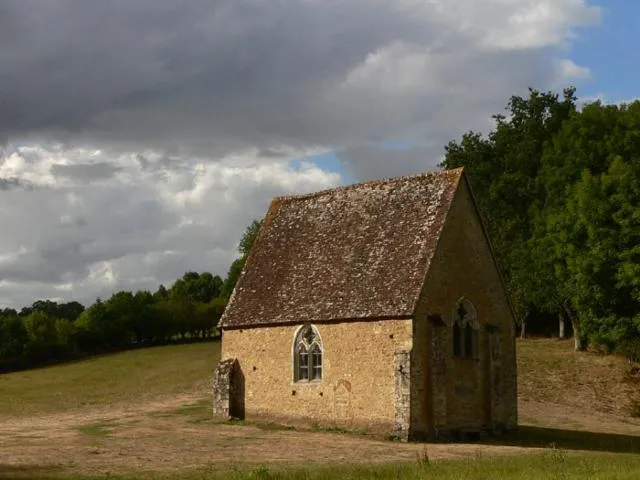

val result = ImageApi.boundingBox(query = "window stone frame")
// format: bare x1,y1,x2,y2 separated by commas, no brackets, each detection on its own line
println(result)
292,324,323,383
452,297,480,360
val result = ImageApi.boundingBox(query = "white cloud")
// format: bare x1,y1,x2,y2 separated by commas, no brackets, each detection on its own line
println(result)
393,0,601,50
578,92,640,107
556,58,592,83
0,145,340,308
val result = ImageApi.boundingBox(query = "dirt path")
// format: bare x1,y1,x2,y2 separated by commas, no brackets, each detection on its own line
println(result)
1,397,640,478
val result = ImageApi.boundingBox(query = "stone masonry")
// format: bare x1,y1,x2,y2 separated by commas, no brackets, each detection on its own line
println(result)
212,357,244,420
393,349,411,440
221,319,413,434
411,174,517,437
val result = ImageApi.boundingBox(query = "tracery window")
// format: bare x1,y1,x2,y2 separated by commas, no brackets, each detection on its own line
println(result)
294,324,323,382
452,298,479,359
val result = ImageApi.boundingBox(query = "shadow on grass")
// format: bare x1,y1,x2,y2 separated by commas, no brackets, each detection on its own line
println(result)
480,426,640,454
0,463,62,479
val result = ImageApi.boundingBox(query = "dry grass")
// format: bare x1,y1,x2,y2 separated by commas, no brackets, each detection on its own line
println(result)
517,338,640,421
1,338,640,479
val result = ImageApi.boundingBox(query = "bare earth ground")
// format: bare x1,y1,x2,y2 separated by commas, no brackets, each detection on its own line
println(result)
2,339,640,478
0,394,542,477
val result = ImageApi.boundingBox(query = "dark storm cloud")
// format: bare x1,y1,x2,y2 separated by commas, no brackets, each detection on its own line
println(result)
0,0,591,160
0,1,425,153
50,162,122,181
0,177,32,191
337,144,446,181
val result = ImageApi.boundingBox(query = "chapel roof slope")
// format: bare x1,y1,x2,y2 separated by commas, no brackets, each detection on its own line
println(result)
220,167,464,328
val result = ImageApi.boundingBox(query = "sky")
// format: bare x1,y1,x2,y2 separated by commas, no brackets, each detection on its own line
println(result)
0,0,635,309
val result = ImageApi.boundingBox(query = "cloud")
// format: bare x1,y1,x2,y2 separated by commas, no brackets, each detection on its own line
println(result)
50,162,122,181
337,143,445,182
0,177,32,191
1,0,600,157
0,145,339,308
556,58,591,83
0,0,602,307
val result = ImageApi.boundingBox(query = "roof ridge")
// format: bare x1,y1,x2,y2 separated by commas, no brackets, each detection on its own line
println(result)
273,167,464,202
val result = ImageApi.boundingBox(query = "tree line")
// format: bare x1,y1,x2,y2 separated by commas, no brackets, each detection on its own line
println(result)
442,87,640,360
0,220,263,372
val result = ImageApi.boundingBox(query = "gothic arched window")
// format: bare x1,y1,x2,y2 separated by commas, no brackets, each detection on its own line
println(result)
452,298,479,359
293,324,323,382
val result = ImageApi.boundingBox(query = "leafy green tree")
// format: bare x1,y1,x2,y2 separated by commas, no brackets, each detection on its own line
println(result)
54,318,77,353
535,100,640,350
442,87,578,335
20,300,84,322
23,311,61,360
153,284,169,302
221,258,245,299
103,291,137,346
170,272,223,304
547,157,640,351
0,314,28,359
221,219,264,298
154,298,195,340
239,220,263,256
194,298,227,338
57,301,85,321
74,298,119,350
132,290,157,344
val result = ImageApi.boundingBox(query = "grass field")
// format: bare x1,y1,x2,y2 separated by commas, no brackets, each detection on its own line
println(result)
1,338,640,479
6,452,640,480
0,342,218,417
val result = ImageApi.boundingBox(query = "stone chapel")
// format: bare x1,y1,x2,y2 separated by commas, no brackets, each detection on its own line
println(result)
213,167,517,441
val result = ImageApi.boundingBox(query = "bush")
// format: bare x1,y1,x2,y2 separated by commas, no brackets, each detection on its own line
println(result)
618,338,640,366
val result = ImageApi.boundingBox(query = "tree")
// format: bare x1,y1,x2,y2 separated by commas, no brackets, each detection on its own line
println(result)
56,301,85,321
221,219,264,298
535,100,640,351
74,298,116,350
194,298,227,338
239,220,263,257
221,258,245,299
132,290,157,344
153,284,169,302
23,311,61,360
441,87,578,335
170,272,222,304
0,313,28,359
20,300,85,322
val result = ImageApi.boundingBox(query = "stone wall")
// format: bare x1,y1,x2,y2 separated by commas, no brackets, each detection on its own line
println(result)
393,349,411,440
412,176,517,436
221,319,413,434
212,358,245,419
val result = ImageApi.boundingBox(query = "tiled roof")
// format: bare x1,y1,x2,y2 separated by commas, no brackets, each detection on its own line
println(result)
220,167,464,328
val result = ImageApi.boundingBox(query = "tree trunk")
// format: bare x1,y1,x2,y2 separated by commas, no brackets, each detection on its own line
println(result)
520,320,526,339
563,303,583,351
571,316,583,351
558,311,565,339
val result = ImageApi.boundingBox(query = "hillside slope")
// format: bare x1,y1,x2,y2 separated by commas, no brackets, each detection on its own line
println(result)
0,342,218,417
517,338,640,431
